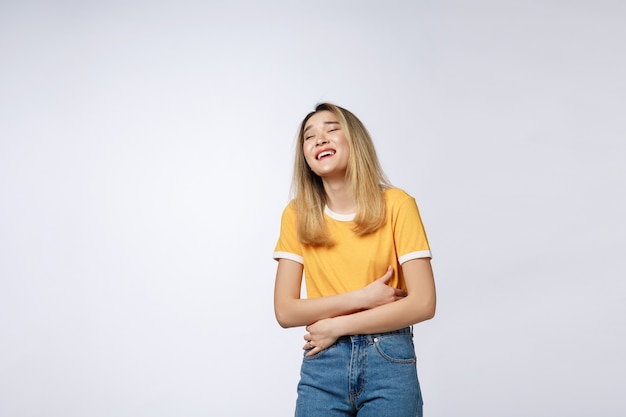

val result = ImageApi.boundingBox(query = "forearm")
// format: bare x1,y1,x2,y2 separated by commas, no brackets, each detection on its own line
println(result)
333,292,436,335
275,289,366,328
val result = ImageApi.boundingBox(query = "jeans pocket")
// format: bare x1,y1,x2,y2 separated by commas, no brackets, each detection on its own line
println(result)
373,334,417,364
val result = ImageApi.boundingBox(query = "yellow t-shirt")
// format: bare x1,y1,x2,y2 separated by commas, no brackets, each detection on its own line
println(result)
273,188,431,298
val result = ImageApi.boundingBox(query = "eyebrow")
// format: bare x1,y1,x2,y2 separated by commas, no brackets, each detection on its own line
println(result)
303,121,340,134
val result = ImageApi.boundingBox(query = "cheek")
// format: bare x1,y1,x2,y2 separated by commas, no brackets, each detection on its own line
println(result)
302,151,315,169
340,142,350,160
303,146,315,162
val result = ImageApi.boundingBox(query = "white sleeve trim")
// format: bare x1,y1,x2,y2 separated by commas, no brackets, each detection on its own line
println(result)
399,250,432,264
273,251,303,264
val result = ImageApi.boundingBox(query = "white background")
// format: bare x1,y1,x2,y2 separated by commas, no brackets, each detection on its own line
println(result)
1,1,624,416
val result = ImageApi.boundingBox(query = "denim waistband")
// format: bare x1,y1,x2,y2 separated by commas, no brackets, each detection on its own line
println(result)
335,326,412,344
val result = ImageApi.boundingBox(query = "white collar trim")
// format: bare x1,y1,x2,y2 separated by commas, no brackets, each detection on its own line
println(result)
324,206,356,221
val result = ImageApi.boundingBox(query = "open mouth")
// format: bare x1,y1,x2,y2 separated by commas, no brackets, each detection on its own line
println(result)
317,150,335,160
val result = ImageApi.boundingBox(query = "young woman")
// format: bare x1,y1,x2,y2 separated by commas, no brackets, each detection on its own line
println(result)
273,103,436,417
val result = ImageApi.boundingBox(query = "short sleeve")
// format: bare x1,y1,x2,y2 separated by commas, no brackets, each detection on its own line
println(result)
273,201,304,264
392,193,432,264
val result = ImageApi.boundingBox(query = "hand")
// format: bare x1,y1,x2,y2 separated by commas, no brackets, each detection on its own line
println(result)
359,266,407,309
302,318,340,357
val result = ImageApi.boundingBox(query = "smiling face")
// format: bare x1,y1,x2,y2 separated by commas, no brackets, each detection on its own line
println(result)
301,110,351,180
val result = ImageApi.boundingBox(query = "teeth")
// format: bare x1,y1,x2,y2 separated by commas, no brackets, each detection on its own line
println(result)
317,151,335,159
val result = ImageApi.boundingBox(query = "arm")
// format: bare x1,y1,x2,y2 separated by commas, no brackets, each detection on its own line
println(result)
303,258,435,355
273,259,406,328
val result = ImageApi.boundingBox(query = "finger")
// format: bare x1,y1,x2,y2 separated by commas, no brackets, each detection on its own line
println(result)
377,266,394,283
305,346,322,357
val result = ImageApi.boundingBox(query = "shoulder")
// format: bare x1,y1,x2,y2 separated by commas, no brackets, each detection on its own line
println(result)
383,187,421,219
279,199,297,220
286,198,297,210
383,187,414,205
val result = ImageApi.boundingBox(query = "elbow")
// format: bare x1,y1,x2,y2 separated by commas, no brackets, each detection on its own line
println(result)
424,299,436,321
415,298,436,323
274,296,302,328
424,305,436,321
275,315,291,329
274,307,296,329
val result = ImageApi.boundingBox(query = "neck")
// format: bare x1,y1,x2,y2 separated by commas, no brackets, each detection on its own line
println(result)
322,177,355,214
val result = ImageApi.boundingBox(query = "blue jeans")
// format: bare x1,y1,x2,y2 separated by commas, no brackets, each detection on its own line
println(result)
295,327,423,417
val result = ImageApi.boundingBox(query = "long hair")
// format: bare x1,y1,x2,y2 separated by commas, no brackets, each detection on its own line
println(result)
292,103,392,246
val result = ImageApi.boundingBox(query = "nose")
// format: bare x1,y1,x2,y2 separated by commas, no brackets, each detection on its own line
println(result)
315,135,328,146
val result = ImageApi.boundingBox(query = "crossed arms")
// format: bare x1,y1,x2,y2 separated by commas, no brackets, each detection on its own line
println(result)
273,257,436,356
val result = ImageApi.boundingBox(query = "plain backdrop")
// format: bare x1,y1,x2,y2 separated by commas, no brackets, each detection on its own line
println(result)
1,1,625,416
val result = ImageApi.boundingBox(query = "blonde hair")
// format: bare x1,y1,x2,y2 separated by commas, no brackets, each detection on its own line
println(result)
292,103,391,246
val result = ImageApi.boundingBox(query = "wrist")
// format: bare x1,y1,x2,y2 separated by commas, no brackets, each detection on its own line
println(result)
352,288,368,311
332,315,349,338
